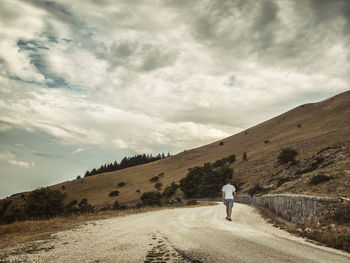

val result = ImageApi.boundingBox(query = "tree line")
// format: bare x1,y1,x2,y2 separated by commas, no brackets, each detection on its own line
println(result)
84,152,171,177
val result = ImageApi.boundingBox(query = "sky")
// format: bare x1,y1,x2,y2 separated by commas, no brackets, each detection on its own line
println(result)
0,0,349,198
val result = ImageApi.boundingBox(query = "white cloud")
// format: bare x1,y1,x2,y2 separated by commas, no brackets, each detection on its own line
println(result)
8,160,34,168
0,151,16,161
72,148,84,154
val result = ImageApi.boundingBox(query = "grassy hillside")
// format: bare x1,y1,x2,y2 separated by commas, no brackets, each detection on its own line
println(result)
6,90,350,209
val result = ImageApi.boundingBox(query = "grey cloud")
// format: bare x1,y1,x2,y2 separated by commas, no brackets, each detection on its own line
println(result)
253,0,279,30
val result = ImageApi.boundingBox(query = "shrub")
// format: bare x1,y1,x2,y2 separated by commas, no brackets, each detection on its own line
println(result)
109,190,119,197
140,191,162,206
219,142,224,146
264,140,270,144
117,182,126,187
248,184,264,196
149,176,159,183
243,152,248,161
113,200,120,209
64,199,79,214
297,124,302,128
158,172,164,177
61,185,66,190
78,198,94,213
154,182,163,190
24,188,66,219
162,182,179,199
136,189,140,193
76,175,81,179
310,174,331,185
226,154,236,164
277,148,298,165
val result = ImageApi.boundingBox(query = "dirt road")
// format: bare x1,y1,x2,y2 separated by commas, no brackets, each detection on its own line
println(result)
1,203,349,263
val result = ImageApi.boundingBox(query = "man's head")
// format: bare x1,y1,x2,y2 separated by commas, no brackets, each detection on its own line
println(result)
226,179,230,184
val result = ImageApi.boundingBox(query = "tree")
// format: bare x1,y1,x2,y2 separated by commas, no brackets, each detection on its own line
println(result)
278,148,298,165
78,198,94,213
24,188,66,219
140,191,162,206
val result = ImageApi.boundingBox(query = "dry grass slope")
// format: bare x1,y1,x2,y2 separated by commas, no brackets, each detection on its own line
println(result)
5,90,350,210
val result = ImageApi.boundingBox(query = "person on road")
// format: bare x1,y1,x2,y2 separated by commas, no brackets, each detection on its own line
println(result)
222,179,237,221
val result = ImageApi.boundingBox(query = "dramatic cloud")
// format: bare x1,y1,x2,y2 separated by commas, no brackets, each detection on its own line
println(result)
0,0,349,197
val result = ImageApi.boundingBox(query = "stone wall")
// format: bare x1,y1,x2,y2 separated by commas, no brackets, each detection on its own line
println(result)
234,194,349,225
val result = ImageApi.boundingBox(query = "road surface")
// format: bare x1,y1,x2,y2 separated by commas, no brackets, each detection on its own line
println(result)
1,203,350,263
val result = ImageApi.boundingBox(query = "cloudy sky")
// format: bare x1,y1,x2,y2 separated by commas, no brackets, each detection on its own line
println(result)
0,0,349,198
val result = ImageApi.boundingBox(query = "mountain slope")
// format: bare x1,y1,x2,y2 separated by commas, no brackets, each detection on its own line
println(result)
8,90,350,209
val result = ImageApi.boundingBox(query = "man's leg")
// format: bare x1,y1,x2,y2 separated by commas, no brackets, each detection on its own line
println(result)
228,207,232,218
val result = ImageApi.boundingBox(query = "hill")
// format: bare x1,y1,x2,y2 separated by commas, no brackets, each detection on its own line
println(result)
5,90,350,210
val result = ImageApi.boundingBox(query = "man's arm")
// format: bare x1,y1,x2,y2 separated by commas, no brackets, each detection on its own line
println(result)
233,191,238,199
222,191,225,204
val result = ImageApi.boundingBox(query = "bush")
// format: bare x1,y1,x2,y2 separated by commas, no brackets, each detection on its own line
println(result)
219,142,224,146
277,148,298,165
64,199,79,214
140,191,162,206
149,176,159,183
76,175,81,179
61,185,66,190
109,190,119,197
248,184,264,196
78,198,94,213
162,182,179,199
154,182,163,190
310,174,331,185
113,200,120,209
24,188,66,219
158,172,164,177
243,152,248,161
136,189,140,193
117,182,126,187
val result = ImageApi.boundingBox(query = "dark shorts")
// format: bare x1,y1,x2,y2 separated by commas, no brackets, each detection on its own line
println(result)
225,199,234,208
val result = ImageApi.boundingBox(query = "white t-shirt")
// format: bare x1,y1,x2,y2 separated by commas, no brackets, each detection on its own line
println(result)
222,184,236,199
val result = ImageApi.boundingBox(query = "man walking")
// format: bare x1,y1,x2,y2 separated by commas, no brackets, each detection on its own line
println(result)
222,179,237,221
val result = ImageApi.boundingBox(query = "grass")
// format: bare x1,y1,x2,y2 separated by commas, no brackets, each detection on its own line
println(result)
0,201,215,249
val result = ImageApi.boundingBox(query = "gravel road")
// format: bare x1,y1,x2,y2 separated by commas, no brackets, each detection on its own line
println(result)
1,203,350,263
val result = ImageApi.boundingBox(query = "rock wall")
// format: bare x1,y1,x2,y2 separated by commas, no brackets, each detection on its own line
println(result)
234,194,348,225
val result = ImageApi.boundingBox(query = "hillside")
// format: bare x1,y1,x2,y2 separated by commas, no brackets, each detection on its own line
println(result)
6,90,350,209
